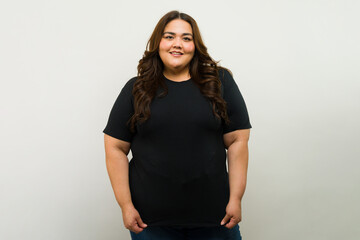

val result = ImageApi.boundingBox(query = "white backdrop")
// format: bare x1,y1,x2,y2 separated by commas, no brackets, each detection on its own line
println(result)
1,0,359,239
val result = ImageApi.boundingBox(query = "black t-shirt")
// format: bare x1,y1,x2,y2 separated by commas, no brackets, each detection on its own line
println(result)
103,68,252,228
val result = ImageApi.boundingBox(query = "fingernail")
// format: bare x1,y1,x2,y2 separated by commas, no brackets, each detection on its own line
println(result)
221,222,224,225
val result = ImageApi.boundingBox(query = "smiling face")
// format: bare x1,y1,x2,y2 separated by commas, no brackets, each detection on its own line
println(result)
158,19,195,75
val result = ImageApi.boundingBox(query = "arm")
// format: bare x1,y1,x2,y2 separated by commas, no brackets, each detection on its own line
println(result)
104,134,133,209
226,129,250,202
221,129,251,228
104,134,147,233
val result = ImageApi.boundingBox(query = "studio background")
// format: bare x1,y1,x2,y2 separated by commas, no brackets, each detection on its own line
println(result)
0,0,359,239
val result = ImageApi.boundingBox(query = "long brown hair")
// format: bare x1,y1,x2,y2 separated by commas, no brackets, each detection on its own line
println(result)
128,10,231,133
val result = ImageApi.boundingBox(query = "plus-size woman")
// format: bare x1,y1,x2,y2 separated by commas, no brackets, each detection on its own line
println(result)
103,10,252,240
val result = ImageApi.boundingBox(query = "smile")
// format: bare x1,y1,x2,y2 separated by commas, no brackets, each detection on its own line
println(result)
170,52,183,57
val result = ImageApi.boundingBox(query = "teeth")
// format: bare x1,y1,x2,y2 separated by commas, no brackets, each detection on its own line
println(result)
171,52,182,55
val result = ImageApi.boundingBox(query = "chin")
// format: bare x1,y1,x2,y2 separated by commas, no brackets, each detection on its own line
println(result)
171,64,187,69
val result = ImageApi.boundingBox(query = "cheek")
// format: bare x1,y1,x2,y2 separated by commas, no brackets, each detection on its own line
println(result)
185,44,195,54
159,41,170,51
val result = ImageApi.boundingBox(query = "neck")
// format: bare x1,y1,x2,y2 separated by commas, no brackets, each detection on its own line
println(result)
163,67,191,81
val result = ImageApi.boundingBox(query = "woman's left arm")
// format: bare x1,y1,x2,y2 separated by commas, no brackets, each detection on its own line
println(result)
220,129,251,229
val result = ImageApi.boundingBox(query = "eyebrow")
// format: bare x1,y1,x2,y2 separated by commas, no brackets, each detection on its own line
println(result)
163,32,193,37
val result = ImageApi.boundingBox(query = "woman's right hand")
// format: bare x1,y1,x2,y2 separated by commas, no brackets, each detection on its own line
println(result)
121,204,148,234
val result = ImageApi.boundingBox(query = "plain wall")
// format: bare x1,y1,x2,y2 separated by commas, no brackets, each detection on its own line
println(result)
0,0,359,239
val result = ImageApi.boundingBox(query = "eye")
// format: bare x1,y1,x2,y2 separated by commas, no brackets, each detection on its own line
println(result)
184,37,192,41
164,35,173,39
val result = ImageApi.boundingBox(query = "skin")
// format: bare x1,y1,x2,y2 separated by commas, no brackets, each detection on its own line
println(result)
104,18,251,234
221,129,251,229
103,136,146,234
158,19,195,81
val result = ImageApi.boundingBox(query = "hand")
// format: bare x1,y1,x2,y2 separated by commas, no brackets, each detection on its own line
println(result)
220,199,242,229
121,204,148,234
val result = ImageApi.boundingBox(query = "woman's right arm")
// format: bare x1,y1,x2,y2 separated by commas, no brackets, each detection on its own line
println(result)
104,134,148,234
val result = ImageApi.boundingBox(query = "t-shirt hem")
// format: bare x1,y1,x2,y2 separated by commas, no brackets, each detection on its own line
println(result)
103,129,132,143
146,220,223,228
223,125,252,134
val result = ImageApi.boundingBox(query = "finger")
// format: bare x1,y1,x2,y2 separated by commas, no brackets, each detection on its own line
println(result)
136,215,148,228
220,214,231,226
224,217,240,229
131,222,145,234
131,228,144,234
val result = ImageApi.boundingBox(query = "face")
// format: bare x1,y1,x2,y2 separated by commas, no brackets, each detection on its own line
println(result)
158,19,195,73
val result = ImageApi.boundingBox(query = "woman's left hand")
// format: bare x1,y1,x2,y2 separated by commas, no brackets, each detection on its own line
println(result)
220,199,242,229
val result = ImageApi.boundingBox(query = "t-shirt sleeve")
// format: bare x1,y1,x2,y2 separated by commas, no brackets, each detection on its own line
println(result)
220,69,252,134
103,77,137,142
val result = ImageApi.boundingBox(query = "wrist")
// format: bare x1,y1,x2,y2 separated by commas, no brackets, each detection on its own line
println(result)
229,196,242,204
119,201,134,210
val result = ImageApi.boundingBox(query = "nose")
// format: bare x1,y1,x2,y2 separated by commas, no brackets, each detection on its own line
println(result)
172,37,182,49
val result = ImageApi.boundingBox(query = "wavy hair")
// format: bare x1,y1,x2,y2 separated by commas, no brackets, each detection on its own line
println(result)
128,10,232,133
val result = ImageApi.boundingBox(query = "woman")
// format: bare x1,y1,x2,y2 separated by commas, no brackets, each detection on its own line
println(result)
103,10,252,240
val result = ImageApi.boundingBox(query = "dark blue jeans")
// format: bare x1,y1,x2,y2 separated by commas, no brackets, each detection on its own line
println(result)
130,224,242,240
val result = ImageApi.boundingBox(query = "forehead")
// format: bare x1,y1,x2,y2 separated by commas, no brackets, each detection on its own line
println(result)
163,19,193,34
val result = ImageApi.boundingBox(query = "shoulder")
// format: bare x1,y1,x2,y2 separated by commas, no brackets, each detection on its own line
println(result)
120,76,138,94
114,76,138,103
218,66,231,76
124,76,138,89
218,66,235,87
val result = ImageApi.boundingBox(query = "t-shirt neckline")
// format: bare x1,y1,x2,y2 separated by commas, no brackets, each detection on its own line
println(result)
163,74,192,83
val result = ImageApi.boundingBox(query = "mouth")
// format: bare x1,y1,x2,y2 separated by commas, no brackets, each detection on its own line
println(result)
169,52,183,56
